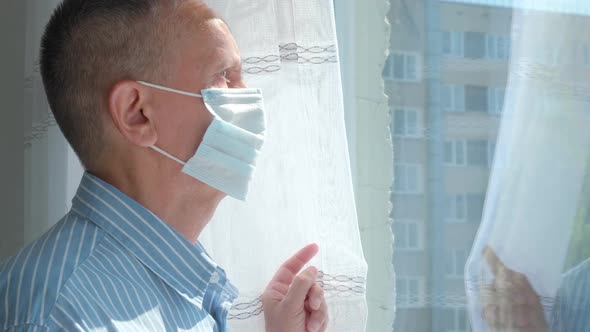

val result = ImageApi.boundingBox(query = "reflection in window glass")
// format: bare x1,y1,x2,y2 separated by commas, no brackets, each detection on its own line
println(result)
465,85,488,112
387,1,590,331
464,31,486,59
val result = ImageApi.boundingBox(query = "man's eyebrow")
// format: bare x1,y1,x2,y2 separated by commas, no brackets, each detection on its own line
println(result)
209,53,241,74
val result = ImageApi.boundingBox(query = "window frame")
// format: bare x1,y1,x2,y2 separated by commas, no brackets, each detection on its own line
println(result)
394,219,425,251
442,84,466,113
445,248,468,278
444,307,471,332
396,275,427,309
392,107,422,138
384,51,422,82
393,163,424,194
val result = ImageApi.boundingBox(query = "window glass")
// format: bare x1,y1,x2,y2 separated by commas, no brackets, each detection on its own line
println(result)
464,31,486,58
465,85,488,112
466,140,488,166
380,1,590,331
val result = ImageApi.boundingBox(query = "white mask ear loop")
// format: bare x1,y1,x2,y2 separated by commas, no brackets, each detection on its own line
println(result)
137,81,203,98
150,145,187,165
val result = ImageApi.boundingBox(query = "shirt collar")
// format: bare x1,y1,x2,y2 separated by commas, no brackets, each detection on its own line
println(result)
71,172,221,306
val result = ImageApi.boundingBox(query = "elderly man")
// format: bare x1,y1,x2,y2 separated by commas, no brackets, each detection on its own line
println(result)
0,0,328,331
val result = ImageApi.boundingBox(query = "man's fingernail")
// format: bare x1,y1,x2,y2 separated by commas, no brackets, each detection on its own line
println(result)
312,298,321,310
309,319,321,332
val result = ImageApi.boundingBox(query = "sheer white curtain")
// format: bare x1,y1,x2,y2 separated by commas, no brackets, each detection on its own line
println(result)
202,0,368,330
22,0,368,330
466,1,590,330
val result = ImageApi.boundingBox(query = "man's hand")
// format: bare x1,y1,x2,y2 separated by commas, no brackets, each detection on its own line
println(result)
481,246,547,332
262,243,328,332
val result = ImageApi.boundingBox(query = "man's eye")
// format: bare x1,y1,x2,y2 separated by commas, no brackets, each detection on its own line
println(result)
220,70,229,81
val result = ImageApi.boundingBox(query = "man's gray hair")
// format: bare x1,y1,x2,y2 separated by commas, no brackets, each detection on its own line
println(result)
40,0,184,167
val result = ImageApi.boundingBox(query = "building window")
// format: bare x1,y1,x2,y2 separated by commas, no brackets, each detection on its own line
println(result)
446,139,491,167
584,45,590,67
397,276,426,308
446,194,466,222
464,31,486,59
466,140,489,166
465,85,488,112
486,34,511,59
442,31,464,57
441,84,465,112
446,193,485,223
445,248,468,277
394,164,423,194
443,30,510,60
394,220,423,250
445,85,506,114
444,140,466,166
442,307,471,332
384,52,421,81
466,194,485,222
393,108,420,137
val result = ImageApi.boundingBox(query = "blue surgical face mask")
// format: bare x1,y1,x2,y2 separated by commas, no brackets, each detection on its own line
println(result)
137,81,266,201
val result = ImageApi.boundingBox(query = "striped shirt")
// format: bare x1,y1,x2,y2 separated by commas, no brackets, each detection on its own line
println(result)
0,172,238,331
550,258,590,332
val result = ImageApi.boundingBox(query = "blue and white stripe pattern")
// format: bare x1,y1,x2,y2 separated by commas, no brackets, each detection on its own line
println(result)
0,172,238,331
550,258,590,332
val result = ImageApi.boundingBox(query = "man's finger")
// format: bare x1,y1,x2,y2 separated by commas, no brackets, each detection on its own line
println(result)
283,266,318,309
269,243,319,286
307,296,328,332
305,284,324,311
483,245,505,276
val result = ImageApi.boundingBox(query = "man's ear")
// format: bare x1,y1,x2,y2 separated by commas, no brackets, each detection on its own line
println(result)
108,81,158,148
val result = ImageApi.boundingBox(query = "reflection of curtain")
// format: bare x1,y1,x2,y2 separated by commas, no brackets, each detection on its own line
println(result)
201,1,368,330
466,2,590,330
23,0,84,246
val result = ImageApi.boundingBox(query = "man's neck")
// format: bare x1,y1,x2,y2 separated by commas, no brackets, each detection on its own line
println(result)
91,164,224,244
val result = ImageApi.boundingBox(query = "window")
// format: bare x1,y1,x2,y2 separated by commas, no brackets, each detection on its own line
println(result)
584,45,590,67
446,249,468,277
443,30,510,60
442,31,464,57
466,140,489,166
442,307,470,332
397,276,426,308
463,31,486,59
444,140,466,166
394,164,423,194
441,84,465,112
393,108,420,137
445,139,490,167
394,220,423,250
447,193,485,223
465,85,488,112
446,194,466,222
384,52,421,81
466,194,485,222
486,34,511,59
